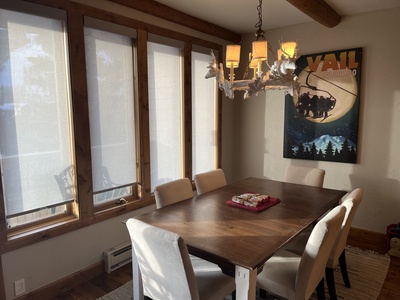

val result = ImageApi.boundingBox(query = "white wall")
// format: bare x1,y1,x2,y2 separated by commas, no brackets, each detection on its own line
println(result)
230,8,400,233
1,205,156,300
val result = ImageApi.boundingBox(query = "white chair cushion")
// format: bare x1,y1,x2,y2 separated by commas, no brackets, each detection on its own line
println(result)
257,249,299,300
191,256,236,300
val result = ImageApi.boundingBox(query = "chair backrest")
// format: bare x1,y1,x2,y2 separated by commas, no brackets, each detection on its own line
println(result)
154,178,194,209
295,205,346,299
126,218,200,300
327,188,363,268
284,165,325,188
194,169,227,195
54,165,75,200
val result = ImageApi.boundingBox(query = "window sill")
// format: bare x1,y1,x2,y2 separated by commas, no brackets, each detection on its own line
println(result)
1,198,154,254
7,215,79,241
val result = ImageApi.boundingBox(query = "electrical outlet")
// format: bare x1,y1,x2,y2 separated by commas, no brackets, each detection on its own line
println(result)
14,278,25,296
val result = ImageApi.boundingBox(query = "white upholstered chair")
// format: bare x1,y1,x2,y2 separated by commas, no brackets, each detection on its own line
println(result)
154,178,194,209
126,218,236,300
194,169,227,195
283,188,363,300
260,166,326,299
284,165,326,188
256,205,346,300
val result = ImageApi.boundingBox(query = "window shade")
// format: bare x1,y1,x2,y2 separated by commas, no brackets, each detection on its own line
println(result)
192,51,218,175
0,9,74,217
84,27,137,202
147,41,183,190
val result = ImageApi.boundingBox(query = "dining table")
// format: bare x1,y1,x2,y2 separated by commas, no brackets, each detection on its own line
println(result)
129,177,347,300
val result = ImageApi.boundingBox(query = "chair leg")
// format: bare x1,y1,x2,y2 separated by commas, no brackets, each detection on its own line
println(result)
316,278,326,300
325,267,337,300
339,250,351,288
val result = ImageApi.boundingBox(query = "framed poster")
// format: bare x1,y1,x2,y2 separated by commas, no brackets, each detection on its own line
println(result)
283,47,362,163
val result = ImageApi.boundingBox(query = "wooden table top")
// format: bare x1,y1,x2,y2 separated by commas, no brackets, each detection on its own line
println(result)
134,177,347,274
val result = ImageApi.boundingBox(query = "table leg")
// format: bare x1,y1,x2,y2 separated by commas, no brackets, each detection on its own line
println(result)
132,248,144,300
235,265,257,300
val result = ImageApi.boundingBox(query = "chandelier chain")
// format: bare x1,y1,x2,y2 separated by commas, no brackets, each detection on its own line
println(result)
255,0,263,31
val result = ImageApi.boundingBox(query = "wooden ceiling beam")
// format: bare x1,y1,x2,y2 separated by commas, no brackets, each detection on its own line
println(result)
285,0,341,28
109,0,242,43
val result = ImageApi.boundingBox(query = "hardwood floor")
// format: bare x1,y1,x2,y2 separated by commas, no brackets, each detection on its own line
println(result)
51,228,400,300
347,228,400,300
50,263,132,300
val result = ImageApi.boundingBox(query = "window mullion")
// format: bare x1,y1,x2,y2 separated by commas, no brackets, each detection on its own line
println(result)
0,192,7,252
137,29,151,201
183,43,193,180
67,9,94,219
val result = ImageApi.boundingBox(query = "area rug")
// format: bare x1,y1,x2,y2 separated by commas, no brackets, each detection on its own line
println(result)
97,246,390,300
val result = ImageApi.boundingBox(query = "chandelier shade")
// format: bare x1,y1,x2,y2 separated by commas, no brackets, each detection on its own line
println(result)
205,0,299,99
277,41,297,59
225,44,241,68
252,40,268,61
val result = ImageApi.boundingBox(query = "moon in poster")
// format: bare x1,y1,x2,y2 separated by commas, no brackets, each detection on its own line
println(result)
293,62,358,123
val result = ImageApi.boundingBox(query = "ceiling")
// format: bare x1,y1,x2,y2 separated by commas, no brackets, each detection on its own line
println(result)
154,0,400,34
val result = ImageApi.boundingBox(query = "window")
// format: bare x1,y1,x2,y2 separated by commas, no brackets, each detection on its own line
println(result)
0,7,74,228
147,40,183,190
84,20,137,206
0,0,222,251
191,50,218,175
147,40,220,190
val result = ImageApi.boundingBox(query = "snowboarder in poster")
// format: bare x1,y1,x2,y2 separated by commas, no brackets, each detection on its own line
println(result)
283,47,362,163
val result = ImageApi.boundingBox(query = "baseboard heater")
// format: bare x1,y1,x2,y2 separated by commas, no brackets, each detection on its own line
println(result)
104,241,132,273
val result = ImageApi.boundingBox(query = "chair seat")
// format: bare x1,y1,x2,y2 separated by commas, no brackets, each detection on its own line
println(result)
191,256,236,300
257,249,300,300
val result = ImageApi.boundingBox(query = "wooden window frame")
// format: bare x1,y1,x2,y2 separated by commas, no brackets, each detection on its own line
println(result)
0,0,223,254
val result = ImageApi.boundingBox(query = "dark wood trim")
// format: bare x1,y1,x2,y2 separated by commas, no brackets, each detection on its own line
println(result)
137,29,151,199
25,0,339,37
18,261,104,300
184,43,193,180
109,0,241,43
66,2,94,220
0,256,5,300
216,51,223,169
0,181,7,251
23,0,223,51
285,0,341,28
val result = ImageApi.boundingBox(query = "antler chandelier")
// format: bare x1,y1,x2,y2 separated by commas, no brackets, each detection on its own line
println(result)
205,0,299,99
